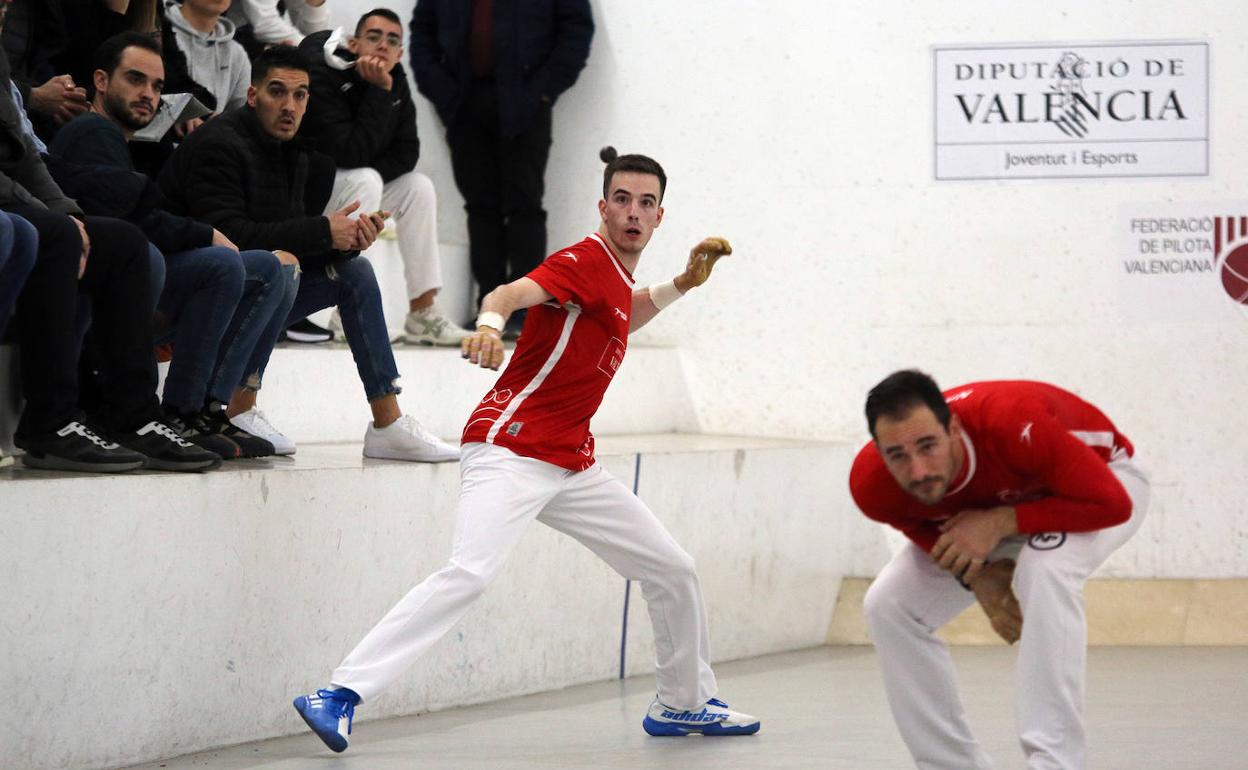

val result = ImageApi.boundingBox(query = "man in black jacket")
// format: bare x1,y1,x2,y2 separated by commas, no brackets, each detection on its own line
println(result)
409,0,593,336
160,45,459,462
50,31,290,459
299,8,469,347
0,44,218,472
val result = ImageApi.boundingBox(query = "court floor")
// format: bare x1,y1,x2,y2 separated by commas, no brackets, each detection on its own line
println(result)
125,645,1248,770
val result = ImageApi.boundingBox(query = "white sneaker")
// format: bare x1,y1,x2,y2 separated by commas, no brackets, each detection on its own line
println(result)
642,697,760,736
330,307,404,345
404,306,471,346
229,408,296,455
363,414,460,462
0,447,13,468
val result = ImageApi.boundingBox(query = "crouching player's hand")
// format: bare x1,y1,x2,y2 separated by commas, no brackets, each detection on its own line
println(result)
674,236,732,292
462,327,505,370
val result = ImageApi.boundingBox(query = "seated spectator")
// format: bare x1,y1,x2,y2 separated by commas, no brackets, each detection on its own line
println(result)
159,46,459,462
0,45,218,472
299,9,469,347
229,0,330,57
50,31,300,458
162,0,250,114
0,0,88,140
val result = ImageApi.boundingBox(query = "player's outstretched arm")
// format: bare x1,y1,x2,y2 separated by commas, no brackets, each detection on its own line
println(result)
462,277,553,370
630,236,732,333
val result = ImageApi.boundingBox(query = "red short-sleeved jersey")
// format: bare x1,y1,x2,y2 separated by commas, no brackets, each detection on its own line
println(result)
461,233,634,471
848,380,1135,552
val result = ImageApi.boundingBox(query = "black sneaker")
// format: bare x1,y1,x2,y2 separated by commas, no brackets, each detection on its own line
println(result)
163,407,240,460
283,318,334,343
15,420,146,473
113,418,222,472
202,402,275,458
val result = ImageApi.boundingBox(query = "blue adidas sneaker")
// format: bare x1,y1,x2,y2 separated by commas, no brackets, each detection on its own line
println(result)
293,688,359,752
643,696,761,736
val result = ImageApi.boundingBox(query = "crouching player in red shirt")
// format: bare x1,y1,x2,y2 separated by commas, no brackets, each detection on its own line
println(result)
292,147,759,753
849,370,1149,770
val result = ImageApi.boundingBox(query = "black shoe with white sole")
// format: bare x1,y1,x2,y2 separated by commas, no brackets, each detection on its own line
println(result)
15,420,147,473
283,318,334,343
201,402,275,458
164,408,240,460
112,418,222,472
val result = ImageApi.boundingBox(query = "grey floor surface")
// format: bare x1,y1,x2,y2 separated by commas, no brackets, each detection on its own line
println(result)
125,645,1248,770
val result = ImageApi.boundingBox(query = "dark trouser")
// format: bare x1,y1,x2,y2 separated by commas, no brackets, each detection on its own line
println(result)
280,257,401,401
0,212,38,337
446,81,552,304
10,208,158,438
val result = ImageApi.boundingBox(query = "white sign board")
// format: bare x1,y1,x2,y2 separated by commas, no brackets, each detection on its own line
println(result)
935,42,1208,180
1117,202,1248,323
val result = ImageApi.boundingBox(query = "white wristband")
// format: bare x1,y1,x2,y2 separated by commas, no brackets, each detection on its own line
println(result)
649,280,683,310
475,311,505,332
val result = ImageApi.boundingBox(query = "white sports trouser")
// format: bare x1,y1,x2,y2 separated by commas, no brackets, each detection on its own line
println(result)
863,458,1150,770
328,168,443,300
331,442,719,709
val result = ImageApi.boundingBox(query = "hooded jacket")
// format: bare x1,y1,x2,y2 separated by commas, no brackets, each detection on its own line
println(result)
163,3,252,113
297,30,420,183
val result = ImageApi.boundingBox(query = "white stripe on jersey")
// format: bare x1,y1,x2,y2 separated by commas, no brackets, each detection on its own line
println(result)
1070,430,1115,449
947,430,978,495
484,306,582,444
588,233,635,287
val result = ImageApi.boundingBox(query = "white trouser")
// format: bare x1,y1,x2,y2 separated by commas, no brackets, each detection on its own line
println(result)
328,168,442,300
331,442,719,709
863,458,1150,770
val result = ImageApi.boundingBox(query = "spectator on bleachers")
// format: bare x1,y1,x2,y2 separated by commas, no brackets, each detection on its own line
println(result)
229,0,331,57
159,46,459,462
299,9,470,347
0,0,88,140
162,0,251,114
50,31,299,459
0,45,219,472
409,0,593,338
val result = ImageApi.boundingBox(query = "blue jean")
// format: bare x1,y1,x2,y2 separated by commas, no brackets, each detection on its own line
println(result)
208,252,298,405
0,211,38,336
282,257,401,400
156,245,246,412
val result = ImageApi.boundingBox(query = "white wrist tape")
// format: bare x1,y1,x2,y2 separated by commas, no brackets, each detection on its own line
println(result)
649,280,683,310
475,311,505,332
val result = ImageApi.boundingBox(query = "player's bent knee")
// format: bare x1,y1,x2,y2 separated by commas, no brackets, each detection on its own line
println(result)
862,580,902,627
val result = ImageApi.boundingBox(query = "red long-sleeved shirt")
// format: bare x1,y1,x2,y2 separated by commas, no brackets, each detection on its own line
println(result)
849,380,1134,552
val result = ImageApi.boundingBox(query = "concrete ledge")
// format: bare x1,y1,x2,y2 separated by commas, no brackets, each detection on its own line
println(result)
2,434,845,770
827,577,1248,646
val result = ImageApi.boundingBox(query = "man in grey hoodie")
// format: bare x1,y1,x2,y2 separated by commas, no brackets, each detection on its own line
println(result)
163,0,250,113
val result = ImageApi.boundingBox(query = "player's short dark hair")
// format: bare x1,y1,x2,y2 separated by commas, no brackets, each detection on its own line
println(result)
94,32,162,79
864,369,952,439
251,45,310,85
355,8,403,36
599,146,667,202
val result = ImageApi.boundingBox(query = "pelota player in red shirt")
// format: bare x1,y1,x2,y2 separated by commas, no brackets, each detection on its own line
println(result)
292,147,760,752
849,370,1150,770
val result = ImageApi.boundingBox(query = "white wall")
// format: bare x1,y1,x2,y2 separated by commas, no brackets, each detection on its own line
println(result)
328,1,1248,577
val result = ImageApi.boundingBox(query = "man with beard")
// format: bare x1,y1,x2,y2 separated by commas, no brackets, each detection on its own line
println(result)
850,370,1150,769
49,32,290,459
161,45,459,462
